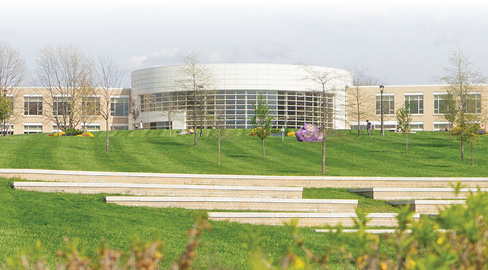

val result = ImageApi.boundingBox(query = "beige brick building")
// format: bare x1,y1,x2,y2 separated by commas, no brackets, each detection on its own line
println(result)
347,84,488,132
3,87,130,135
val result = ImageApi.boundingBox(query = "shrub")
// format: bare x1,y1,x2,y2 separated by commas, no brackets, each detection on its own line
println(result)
65,128,83,136
286,131,295,137
451,126,462,135
75,132,95,137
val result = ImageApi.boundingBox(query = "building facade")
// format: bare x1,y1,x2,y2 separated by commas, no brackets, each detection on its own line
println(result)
347,85,488,132
131,63,351,130
4,64,488,135
2,87,130,135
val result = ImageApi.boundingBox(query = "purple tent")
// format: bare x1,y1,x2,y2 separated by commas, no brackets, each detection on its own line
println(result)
295,124,323,142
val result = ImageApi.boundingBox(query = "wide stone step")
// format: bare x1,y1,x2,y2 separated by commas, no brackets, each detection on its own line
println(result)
105,196,358,213
12,182,302,199
387,200,466,215
207,212,420,227
3,169,488,188
349,187,486,200
315,228,450,234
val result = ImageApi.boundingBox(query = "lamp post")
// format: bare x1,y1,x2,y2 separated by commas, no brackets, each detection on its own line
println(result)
379,85,384,136
198,85,204,137
2,88,7,137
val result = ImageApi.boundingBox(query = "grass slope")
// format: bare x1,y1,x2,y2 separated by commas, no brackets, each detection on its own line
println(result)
0,129,486,176
0,179,391,269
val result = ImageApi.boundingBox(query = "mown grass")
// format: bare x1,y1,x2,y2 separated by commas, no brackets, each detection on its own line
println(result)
0,178,395,269
0,129,486,176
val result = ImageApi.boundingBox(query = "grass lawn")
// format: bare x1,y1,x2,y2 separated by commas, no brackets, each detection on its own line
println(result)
0,129,486,176
0,178,397,269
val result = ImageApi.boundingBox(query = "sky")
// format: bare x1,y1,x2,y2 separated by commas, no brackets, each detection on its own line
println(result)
1,0,488,87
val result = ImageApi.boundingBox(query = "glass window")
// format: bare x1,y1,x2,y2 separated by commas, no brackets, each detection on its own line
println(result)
434,94,447,114
410,123,424,131
464,93,481,114
82,96,100,115
111,125,129,130
111,97,129,116
24,96,43,116
375,95,395,115
404,95,423,114
53,97,71,115
24,124,43,134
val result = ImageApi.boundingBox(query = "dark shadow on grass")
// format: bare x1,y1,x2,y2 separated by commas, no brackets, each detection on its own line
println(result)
227,155,252,158
151,141,187,147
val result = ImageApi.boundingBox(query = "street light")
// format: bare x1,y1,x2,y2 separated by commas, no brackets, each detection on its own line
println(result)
3,88,7,137
198,85,204,137
379,85,384,136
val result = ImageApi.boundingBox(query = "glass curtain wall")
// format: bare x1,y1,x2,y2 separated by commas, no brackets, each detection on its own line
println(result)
140,90,335,129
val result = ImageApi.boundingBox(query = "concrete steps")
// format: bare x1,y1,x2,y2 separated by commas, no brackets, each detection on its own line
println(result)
105,196,358,213
12,182,302,199
3,169,488,188
349,187,485,200
207,212,420,227
387,200,466,215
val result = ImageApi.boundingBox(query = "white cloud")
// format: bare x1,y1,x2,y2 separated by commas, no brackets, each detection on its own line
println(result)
255,43,292,59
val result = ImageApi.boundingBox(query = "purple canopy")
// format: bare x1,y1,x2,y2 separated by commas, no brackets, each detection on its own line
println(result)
295,124,323,142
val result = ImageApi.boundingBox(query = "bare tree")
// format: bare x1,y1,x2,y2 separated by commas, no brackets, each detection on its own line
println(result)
129,96,140,129
176,51,214,147
300,64,343,174
79,77,98,136
36,45,95,131
440,47,486,159
0,41,27,136
97,55,123,152
347,67,379,137
162,92,185,137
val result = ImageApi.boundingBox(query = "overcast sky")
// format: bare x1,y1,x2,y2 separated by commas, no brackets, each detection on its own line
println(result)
1,0,487,86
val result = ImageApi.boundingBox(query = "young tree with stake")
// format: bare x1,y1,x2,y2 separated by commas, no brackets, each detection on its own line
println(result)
251,94,273,159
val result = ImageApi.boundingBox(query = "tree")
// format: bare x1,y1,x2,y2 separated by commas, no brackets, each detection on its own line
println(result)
97,55,123,152
347,67,379,137
251,94,273,159
79,77,98,136
36,45,95,131
440,91,457,140
396,105,412,154
176,51,214,147
300,64,343,174
129,96,140,129
0,41,27,136
440,47,486,159
456,112,480,166
214,106,226,165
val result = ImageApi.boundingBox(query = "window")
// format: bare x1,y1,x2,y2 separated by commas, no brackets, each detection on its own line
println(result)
433,94,447,114
405,94,423,114
24,96,43,116
1,123,13,136
434,122,450,131
464,93,481,114
24,124,43,134
111,97,129,116
410,122,424,131
53,97,71,115
376,94,394,115
81,124,100,132
82,96,100,115
111,125,128,130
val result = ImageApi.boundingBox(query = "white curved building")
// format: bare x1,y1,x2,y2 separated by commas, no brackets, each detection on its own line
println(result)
131,63,352,130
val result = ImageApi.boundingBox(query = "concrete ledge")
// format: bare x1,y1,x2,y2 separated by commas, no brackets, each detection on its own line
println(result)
105,196,358,213
387,200,466,215
315,229,450,234
12,182,303,198
208,212,420,227
3,169,488,188
349,187,486,200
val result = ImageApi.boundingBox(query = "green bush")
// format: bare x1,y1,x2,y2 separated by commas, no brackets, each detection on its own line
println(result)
65,128,83,136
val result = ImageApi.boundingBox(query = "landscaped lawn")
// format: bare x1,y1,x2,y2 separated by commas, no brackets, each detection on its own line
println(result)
1,178,392,269
0,129,486,176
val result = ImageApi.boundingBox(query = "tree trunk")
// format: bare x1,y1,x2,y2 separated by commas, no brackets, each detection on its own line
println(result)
193,86,198,147
405,132,408,154
262,139,265,159
106,118,110,153
357,110,360,137
461,140,465,159
218,130,221,165
322,136,326,175
169,120,172,137
471,143,474,166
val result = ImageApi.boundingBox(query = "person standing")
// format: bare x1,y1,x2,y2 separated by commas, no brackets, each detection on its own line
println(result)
139,121,144,130
366,120,372,136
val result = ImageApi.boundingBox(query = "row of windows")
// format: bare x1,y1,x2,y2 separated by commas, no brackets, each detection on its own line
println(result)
139,90,334,129
375,93,481,115
350,122,452,131
1,124,129,134
22,97,129,116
